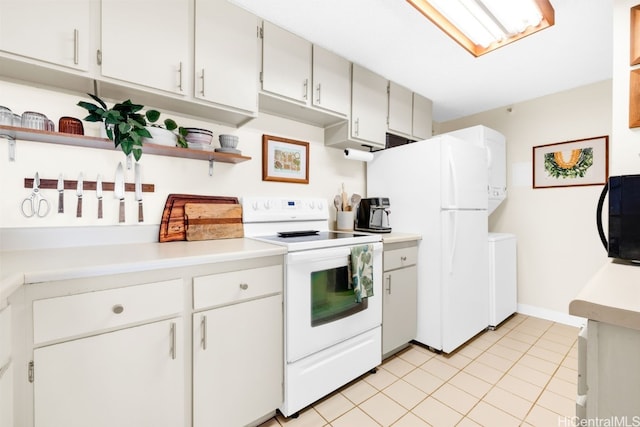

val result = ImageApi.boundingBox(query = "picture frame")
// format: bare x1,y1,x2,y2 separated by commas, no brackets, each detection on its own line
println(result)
631,5,640,65
262,134,310,184
532,136,609,189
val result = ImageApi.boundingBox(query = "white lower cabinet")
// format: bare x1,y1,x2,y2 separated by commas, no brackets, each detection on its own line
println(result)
33,318,184,427
382,242,418,358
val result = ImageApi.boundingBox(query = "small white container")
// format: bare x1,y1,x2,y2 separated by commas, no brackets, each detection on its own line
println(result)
336,211,354,231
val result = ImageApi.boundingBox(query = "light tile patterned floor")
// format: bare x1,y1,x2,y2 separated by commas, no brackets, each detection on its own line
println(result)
259,314,579,427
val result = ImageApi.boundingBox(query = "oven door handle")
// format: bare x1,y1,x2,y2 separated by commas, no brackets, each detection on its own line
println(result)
287,242,383,264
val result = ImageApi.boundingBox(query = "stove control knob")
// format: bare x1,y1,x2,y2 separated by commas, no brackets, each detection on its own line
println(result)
308,200,315,209
251,201,259,210
264,200,273,209
317,201,324,210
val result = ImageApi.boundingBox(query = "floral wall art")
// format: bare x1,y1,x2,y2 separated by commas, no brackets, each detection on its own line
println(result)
533,136,609,188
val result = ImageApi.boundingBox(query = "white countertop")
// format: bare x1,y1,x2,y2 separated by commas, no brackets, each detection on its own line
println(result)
569,260,640,331
0,238,286,310
379,232,422,244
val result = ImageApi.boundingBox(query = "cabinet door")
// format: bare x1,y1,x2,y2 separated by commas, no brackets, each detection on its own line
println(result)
0,362,12,427
101,0,188,94
0,0,90,71
388,81,413,137
262,21,312,103
194,0,259,112
312,45,350,116
351,64,387,147
412,93,433,140
382,266,418,356
34,318,184,427
193,294,283,427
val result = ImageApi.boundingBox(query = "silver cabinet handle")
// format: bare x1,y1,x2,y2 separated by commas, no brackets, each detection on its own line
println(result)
316,83,321,104
386,275,392,294
354,118,360,136
200,68,205,96
170,322,176,360
401,256,407,262
303,78,308,100
178,62,183,92
201,315,207,350
73,29,79,65
239,283,249,290
112,304,124,314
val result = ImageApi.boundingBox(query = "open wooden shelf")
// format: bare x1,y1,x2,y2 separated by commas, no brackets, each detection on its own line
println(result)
0,125,251,163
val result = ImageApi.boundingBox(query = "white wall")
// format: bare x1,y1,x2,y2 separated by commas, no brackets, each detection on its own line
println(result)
0,79,365,230
438,80,612,322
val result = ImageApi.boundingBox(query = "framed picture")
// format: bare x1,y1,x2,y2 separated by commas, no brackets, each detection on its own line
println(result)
533,136,609,189
262,134,309,184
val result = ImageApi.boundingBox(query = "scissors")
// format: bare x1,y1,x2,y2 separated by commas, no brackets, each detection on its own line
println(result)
21,172,51,218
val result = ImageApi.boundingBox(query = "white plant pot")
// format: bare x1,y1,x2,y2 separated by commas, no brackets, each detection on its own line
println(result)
142,126,177,147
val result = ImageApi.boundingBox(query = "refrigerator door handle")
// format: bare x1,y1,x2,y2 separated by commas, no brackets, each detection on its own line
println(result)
448,211,457,274
448,145,458,208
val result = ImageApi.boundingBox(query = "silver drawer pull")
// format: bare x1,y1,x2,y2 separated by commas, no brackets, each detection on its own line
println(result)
170,322,176,360
112,304,124,314
239,283,249,290
401,256,407,261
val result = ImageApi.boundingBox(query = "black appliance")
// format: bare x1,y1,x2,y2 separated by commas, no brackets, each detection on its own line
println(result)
355,197,391,233
597,174,640,262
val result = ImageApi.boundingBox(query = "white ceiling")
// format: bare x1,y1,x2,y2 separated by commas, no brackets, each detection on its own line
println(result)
229,0,613,123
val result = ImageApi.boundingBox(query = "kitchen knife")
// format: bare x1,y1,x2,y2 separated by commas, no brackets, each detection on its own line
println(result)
76,172,83,218
96,174,103,219
135,162,143,222
115,162,125,223
57,174,64,213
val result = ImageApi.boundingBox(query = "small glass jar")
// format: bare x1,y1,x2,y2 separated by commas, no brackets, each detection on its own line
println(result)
21,111,48,130
12,113,21,127
0,106,13,126
58,116,84,135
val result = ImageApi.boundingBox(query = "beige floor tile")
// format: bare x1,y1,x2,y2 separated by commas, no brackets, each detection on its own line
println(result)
456,343,484,360
567,345,578,359
512,324,546,338
497,336,533,353
485,343,524,362
553,366,578,385
518,353,559,375
475,330,503,345
504,329,539,345
448,371,492,399
546,376,577,399
467,401,520,427
536,337,572,355
403,367,445,395
359,392,408,426
455,416,482,427
341,378,379,405
397,346,434,367
520,317,553,331
412,397,464,427
524,404,568,427
496,374,543,402
463,360,505,384
527,345,566,364
313,392,354,422
482,386,533,419
383,379,428,410
547,323,580,338
475,351,514,373
421,357,460,381
364,367,400,390
508,362,552,388
432,383,479,415
536,389,575,417
560,357,578,372
330,407,379,427
440,351,473,370
276,407,327,427
257,417,281,427
466,336,494,351
384,356,418,377
391,411,431,427
542,330,578,346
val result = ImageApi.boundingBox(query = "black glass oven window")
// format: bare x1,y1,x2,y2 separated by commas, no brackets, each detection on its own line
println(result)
311,266,367,327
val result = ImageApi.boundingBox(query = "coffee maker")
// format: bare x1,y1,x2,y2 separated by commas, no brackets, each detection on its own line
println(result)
355,197,391,233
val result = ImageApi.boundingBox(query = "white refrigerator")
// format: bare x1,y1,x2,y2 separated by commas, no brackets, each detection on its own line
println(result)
367,134,489,353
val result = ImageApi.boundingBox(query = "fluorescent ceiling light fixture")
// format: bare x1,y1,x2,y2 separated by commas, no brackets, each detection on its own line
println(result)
406,0,555,57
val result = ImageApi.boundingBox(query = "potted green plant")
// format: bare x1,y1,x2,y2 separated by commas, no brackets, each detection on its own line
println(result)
144,109,188,148
77,94,188,160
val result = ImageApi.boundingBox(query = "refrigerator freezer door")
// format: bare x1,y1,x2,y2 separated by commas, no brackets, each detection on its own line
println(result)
440,135,488,210
441,209,489,353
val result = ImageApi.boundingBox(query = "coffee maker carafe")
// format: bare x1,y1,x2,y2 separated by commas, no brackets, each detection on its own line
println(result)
355,197,391,233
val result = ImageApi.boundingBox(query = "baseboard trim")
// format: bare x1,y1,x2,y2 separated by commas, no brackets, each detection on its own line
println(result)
517,303,586,327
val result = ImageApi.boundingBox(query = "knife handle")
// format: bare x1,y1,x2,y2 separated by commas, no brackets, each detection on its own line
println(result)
119,200,125,223
138,201,144,223
98,199,103,219
58,192,64,214
76,197,82,218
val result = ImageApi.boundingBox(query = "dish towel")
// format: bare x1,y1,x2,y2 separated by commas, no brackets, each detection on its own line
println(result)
350,244,374,303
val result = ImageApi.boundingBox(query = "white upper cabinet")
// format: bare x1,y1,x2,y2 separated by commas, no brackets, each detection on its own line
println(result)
0,0,91,71
412,92,433,140
261,21,312,103
194,0,259,113
101,0,189,95
351,64,388,147
388,81,413,137
311,45,350,117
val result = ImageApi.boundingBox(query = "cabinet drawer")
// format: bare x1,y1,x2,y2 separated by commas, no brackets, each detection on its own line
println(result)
0,305,10,367
384,246,418,271
33,279,183,345
193,265,282,310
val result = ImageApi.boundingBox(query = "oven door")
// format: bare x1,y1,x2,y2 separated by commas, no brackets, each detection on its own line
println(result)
285,242,382,363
